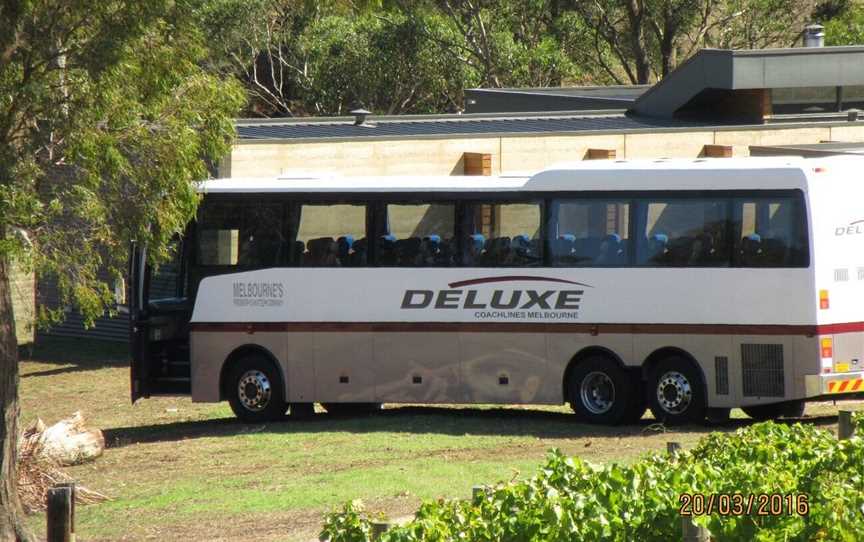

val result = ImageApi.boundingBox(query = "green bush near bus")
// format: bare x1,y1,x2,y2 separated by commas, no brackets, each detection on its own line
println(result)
320,415,864,541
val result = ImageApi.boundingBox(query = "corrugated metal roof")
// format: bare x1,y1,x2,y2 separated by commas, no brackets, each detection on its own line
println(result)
236,113,718,141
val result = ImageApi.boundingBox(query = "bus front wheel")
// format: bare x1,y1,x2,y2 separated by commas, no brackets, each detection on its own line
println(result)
227,356,287,423
568,356,642,425
647,357,706,425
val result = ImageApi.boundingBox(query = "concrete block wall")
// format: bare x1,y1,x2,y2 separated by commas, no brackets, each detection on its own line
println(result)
227,123,864,178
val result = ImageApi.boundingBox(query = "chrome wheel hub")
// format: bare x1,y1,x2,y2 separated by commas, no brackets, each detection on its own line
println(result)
237,370,271,412
580,371,616,415
656,371,692,414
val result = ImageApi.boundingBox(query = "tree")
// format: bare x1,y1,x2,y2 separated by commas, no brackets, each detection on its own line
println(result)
0,2,243,539
823,0,864,45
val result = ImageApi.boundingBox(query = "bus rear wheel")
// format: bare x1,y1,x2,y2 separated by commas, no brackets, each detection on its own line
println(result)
321,402,382,417
227,356,287,423
742,400,805,420
568,356,642,425
647,356,706,425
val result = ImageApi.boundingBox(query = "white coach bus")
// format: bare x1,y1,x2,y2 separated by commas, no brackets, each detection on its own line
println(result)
129,157,864,425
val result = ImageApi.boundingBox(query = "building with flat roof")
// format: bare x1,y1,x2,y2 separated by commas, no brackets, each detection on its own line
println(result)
26,45,864,343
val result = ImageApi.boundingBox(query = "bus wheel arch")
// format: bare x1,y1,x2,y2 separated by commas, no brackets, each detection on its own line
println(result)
643,347,707,424
220,345,287,422
563,347,645,425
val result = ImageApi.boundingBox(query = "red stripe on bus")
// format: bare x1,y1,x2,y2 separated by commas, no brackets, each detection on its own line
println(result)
838,380,851,392
447,276,592,288
814,322,864,335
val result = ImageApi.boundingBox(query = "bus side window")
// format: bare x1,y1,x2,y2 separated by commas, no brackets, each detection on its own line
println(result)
462,202,542,267
732,196,808,267
636,198,729,267
197,200,284,268
380,202,456,267
295,203,367,267
549,199,630,266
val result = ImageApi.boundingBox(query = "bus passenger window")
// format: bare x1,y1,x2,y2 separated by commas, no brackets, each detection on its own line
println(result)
636,199,729,267
295,203,367,267
733,196,808,267
550,200,630,266
381,203,456,267
463,202,542,267
197,201,284,268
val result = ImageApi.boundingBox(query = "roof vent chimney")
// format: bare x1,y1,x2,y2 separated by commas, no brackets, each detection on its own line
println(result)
350,108,374,127
803,23,825,47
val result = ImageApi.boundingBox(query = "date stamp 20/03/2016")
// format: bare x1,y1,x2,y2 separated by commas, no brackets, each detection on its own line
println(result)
679,493,809,517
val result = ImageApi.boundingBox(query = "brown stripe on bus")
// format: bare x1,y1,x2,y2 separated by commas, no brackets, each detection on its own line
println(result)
184,321,863,336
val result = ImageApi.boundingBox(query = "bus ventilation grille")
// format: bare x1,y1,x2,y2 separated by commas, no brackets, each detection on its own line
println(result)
834,268,849,282
741,344,785,397
858,267,864,281
714,356,729,395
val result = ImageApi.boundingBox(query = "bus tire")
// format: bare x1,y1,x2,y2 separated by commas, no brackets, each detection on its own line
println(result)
227,356,287,423
568,356,639,425
321,402,382,417
647,356,706,425
742,400,805,420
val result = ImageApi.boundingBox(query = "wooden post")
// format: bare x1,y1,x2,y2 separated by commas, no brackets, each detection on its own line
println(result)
46,485,73,542
667,442,681,457
472,485,484,502
681,517,710,541
838,410,855,440
371,520,392,540
702,144,733,158
463,152,492,176
585,148,616,160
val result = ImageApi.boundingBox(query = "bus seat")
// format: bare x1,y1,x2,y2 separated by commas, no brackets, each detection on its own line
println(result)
484,237,512,265
512,235,535,264
420,235,442,265
377,235,398,266
351,238,368,266
646,233,668,264
307,237,338,266
336,236,354,265
396,237,423,266
439,238,456,266
551,235,575,263
597,234,622,265
741,233,762,265
464,234,486,265
667,236,693,266
688,233,715,265
291,240,305,265
762,237,789,265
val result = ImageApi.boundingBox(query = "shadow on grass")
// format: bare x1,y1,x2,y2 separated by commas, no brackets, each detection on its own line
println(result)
102,405,842,449
19,336,128,378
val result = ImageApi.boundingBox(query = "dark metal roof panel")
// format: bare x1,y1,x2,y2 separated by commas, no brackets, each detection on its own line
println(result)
236,114,716,141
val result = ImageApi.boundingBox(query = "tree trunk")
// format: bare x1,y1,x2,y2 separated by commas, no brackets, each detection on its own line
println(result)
0,251,33,541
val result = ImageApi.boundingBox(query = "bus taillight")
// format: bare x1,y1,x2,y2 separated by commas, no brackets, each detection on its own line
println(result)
821,337,833,372
819,289,829,310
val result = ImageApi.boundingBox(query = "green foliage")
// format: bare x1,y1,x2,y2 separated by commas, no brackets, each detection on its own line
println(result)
824,1,864,45
0,0,244,327
320,500,373,542
321,416,864,541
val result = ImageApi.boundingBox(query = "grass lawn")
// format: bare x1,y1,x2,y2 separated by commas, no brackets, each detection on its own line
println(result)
17,337,860,541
